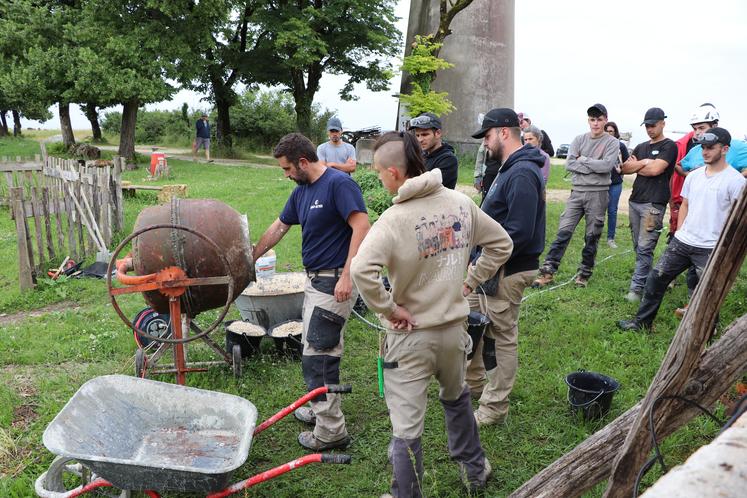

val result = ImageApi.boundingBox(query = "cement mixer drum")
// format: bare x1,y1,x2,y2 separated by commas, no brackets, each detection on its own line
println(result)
131,198,255,316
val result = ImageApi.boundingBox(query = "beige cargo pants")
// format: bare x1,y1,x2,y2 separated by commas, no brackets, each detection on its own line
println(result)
466,269,535,422
301,273,356,443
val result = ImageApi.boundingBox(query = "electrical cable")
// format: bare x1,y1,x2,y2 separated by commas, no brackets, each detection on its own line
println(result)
633,394,725,497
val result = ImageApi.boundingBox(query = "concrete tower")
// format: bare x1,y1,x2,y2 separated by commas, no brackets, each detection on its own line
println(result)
401,0,515,150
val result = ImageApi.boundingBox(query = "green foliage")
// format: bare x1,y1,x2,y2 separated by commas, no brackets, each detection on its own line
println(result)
353,168,392,219
400,35,455,117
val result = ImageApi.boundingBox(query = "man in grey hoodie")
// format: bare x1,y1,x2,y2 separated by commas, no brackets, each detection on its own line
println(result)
533,104,619,287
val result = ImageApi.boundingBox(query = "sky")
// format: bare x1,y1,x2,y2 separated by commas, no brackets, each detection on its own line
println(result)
21,0,747,148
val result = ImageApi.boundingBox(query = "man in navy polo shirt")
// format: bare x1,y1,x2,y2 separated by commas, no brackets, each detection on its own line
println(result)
253,133,370,451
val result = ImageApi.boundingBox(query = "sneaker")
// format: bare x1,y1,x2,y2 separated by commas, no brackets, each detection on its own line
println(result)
607,239,618,249
674,304,689,319
624,291,642,303
459,457,492,492
617,319,650,332
532,272,554,288
574,275,589,288
297,431,351,451
473,410,506,428
294,406,316,425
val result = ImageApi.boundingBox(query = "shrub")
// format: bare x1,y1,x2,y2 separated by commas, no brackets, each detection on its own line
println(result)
353,168,392,219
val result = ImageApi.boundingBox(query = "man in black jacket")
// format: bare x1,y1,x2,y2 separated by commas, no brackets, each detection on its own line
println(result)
408,112,459,189
465,108,547,426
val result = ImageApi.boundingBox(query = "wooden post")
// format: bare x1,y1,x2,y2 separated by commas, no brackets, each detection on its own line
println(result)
25,171,45,268
52,159,66,255
41,186,56,260
603,189,747,497
64,195,78,262
11,187,35,290
113,156,124,232
510,314,747,498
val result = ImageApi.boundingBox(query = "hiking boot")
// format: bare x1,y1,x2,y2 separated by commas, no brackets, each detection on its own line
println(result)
532,272,554,288
473,410,506,428
607,239,618,249
574,275,589,288
459,457,492,492
624,291,642,303
297,431,350,451
294,406,316,425
674,304,689,319
617,319,649,332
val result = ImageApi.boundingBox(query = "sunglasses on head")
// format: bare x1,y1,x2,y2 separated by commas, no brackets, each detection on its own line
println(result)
698,132,724,145
409,115,435,127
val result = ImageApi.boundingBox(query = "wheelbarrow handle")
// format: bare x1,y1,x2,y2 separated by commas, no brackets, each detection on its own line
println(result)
254,385,352,435
207,454,351,498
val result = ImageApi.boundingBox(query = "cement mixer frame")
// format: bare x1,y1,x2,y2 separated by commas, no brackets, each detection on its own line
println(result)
107,223,243,384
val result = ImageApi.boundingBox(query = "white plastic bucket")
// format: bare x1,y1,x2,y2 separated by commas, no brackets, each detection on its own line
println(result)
255,249,276,278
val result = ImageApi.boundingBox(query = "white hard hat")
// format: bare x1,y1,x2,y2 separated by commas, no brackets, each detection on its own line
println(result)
689,104,719,125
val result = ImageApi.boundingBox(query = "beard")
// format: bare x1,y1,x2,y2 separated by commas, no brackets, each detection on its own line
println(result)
703,151,722,165
488,141,504,164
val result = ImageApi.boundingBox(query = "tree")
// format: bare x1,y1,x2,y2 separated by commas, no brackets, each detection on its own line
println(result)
399,35,454,117
253,0,400,135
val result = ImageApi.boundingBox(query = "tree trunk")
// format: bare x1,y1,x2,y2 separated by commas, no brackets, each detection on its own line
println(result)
294,95,313,137
292,65,321,138
59,102,75,148
510,314,747,498
604,189,747,497
12,109,21,136
0,110,7,136
118,98,139,168
83,103,102,142
210,77,236,149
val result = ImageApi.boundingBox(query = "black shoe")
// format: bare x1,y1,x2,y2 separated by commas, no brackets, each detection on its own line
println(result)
617,319,648,331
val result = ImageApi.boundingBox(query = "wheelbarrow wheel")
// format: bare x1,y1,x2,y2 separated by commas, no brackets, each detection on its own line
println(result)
232,344,242,379
134,348,147,378
39,456,131,497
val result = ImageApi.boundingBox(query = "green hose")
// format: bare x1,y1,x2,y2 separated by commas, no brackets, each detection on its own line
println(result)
377,356,384,398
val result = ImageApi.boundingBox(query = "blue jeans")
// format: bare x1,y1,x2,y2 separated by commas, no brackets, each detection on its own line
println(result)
607,182,622,240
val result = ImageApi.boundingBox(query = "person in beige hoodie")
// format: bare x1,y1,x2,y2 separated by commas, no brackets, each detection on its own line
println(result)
351,131,513,498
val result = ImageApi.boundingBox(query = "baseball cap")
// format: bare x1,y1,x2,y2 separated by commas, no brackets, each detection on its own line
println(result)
408,112,442,130
694,127,731,146
327,117,343,131
517,112,529,122
471,108,520,139
586,103,608,117
641,107,667,126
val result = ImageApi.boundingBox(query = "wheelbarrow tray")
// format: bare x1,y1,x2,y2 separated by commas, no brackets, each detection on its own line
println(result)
42,375,257,492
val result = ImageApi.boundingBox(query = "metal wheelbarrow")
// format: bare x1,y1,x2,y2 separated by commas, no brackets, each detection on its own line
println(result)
35,375,351,497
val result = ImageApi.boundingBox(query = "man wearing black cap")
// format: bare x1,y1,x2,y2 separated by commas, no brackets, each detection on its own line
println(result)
618,127,745,331
466,108,546,426
621,108,678,302
533,103,619,288
408,112,459,189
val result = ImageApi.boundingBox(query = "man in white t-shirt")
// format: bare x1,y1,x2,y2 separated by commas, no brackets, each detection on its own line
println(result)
317,117,357,173
618,127,745,331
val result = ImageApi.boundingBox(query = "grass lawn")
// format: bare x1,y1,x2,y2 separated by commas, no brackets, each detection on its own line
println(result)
0,145,745,497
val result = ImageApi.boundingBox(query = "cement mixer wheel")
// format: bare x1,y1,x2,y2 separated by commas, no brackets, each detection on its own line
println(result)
134,348,147,378
232,344,242,379
107,223,235,345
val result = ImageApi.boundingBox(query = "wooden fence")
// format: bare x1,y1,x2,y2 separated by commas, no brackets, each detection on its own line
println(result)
1,152,125,290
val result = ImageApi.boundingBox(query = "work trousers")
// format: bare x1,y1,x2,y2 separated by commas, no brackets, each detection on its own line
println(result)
301,275,356,443
636,237,711,326
384,325,485,497
540,189,608,279
465,270,535,421
628,201,666,294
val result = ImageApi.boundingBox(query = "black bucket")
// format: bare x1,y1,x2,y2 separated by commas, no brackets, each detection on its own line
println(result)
565,370,620,420
269,320,304,359
224,320,265,358
466,311,490,360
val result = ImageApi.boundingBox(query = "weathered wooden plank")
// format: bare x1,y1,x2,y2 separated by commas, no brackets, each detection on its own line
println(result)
112,157,124,232
67,183,105,252
64,195,78,262
604,189,747,497
0,162,43,173
99,165,111,245
11,187,35,290
74,171,86,258
26,172,45,266
41,187,56,260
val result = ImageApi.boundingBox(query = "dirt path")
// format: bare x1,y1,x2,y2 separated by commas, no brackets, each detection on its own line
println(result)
0,301,80,327
456,185,632,215
97,144,275,168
